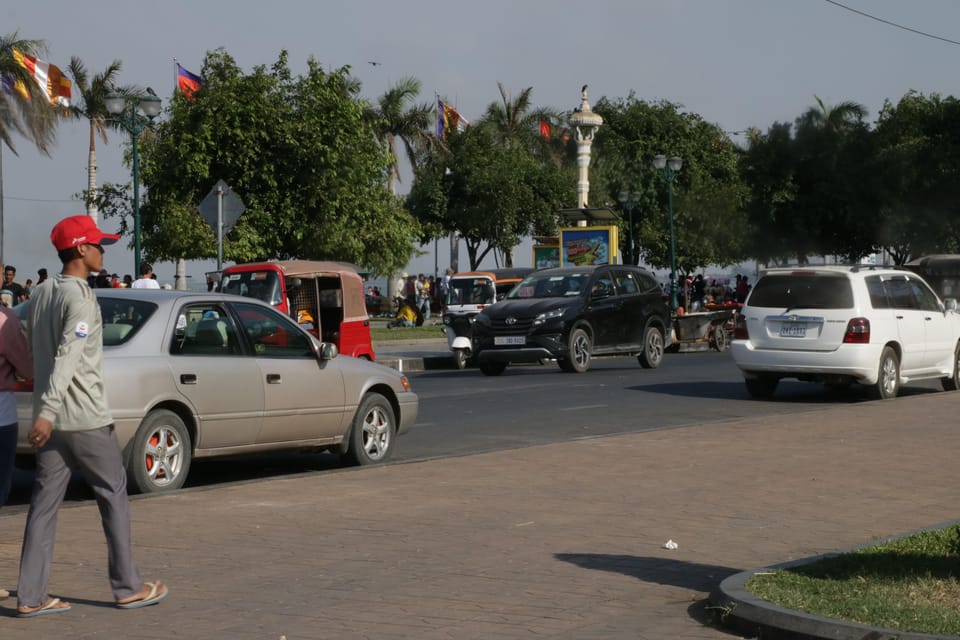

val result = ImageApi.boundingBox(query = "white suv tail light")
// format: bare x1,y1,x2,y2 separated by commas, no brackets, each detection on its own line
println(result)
734,313,748,340
843,317,870,344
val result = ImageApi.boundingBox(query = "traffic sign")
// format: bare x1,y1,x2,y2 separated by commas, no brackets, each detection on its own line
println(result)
198,179,245,234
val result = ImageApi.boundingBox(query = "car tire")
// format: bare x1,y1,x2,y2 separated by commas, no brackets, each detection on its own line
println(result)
560,327,591,373
126,409,191,494
745,376,778,399
341,392,395,466
638,324,665,369
874,346,900,400
941,342,960,391
453,348,469,370
479,361,507,376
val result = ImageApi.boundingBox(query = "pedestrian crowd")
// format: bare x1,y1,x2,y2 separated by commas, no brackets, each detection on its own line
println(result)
1,215,168,617
0,260,173,309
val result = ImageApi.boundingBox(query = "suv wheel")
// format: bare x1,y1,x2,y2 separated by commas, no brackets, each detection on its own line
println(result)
638,324,664,369
942,342,960,391
479,361,507,376
559,328,591,373
745,376,778,399
875,346,900,400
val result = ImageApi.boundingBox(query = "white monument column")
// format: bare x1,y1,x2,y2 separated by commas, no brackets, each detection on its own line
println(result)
569,85,603,223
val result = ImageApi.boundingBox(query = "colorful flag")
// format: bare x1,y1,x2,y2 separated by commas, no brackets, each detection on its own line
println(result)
11,48,71,107
177,63,202,100
437,99,468,140
539,119,551,140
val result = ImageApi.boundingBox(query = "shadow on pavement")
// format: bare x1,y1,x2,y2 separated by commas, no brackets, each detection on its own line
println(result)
554,553,739,592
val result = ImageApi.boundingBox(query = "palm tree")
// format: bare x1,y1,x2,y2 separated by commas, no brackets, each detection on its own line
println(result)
0,32,57,155
68,56,139,223
0,32,59,267
369,77,434,195
482,82,557,153
799,95,867,133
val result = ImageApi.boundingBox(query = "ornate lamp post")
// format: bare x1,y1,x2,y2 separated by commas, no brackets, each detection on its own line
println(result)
105,91,162,275
617,190,641,265
568,85,603,218
653,155,682,312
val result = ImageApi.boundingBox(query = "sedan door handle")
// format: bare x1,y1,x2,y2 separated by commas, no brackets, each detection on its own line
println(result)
266,374,282,384
180,374,197,385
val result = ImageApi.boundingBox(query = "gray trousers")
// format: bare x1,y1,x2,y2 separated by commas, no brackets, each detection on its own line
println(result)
17,425,143,607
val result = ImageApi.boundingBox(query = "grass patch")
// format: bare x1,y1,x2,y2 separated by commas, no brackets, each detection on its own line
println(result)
370,325,446,341
746,523,960,635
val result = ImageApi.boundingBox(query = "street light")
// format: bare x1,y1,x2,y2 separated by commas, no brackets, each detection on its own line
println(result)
653,154,682,312
617,190,641,265
105,91,162,275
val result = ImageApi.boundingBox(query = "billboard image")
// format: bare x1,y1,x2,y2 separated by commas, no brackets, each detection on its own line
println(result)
533,245,561,269
560,226,619,266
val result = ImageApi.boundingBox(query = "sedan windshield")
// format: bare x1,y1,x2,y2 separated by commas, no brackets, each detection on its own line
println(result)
508,273,589,299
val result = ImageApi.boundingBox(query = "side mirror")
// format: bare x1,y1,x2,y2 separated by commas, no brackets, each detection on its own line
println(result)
591,288,610,300
316,342,338,361
286,277,302,292
945,298,957,312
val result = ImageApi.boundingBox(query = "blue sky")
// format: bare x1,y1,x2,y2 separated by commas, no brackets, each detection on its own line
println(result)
5,0,959,284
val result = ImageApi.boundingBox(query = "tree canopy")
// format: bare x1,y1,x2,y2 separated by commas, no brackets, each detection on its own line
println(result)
112,49,420,276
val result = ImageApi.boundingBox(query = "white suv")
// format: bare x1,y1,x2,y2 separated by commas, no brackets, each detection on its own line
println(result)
731,265,960,399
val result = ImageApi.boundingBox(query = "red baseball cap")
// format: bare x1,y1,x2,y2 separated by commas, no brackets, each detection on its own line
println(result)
50,215,121,252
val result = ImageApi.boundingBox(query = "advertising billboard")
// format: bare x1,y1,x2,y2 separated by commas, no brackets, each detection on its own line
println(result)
559,226,619,266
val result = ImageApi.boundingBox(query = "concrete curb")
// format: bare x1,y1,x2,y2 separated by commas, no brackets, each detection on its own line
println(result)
710,524,960,640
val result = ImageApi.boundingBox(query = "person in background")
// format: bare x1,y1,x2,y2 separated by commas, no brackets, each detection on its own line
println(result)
111,274,121,288
2,265,25,305
95,269,111,289
36,268,48,286
389,298,418,328
0,293,33,600
122,275,133,288
23,278,34,299
132,263,160,289
16,215,168,617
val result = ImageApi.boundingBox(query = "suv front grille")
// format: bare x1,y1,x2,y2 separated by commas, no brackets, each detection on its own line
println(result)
491,317,535,335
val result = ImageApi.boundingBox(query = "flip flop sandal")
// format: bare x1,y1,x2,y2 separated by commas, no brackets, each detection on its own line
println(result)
116,581,169,609
18,597,71,618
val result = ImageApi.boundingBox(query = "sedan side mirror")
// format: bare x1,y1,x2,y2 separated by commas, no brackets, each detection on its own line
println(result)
945,298,958,312
316,342,338,361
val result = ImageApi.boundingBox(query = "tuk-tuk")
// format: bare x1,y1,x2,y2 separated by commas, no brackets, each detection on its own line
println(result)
220,260,375,360
443,268,532,369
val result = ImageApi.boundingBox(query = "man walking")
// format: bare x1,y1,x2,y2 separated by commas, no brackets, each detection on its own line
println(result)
16,215,168,617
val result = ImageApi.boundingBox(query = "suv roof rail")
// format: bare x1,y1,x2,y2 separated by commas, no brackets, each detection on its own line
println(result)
760,263,907,273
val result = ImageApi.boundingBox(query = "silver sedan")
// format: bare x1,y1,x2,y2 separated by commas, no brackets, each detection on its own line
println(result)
16,289,418,493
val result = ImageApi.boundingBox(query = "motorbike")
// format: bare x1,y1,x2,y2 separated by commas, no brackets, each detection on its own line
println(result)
442,268,532,369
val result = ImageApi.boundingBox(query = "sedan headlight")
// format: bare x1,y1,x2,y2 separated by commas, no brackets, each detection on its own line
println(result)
533,308,565,327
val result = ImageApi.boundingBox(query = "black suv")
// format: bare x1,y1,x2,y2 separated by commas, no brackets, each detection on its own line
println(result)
471,265,672,375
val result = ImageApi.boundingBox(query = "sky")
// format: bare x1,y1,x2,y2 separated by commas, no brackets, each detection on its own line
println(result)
5,0,960,287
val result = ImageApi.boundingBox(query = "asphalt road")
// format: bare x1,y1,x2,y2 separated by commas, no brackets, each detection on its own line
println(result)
4,350,943,508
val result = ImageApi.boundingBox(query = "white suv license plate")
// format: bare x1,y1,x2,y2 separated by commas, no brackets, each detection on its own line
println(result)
495,336,525,346
780,324,806,338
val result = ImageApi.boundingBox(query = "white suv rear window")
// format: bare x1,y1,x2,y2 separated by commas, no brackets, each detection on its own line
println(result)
747,274,854,309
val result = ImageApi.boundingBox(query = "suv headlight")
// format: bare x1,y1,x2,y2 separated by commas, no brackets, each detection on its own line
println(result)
533,308,565,326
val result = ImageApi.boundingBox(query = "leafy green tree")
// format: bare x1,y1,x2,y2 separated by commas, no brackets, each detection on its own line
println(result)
874,91,960,262
741,97,881,264
67,56,139,223
591,94,747,274
109,49,420,276
407,124,571,270
368,77,435,195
